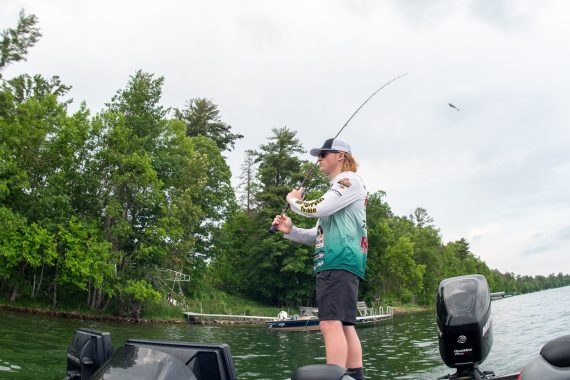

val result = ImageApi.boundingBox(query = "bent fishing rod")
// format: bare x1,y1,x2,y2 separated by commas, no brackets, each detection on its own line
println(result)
268,72,408,233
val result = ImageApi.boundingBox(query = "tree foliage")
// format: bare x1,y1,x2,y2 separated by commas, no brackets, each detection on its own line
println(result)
0,10,41,73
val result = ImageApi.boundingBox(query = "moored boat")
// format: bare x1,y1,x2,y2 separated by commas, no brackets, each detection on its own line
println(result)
266,316,321,331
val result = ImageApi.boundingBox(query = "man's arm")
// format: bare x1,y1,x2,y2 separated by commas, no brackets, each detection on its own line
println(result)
288,175,364,218
284,225,318,246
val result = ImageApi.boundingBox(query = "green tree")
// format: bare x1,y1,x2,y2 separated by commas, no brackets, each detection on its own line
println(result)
174,98,243,152
52,217,113,308
213,127,323,305
0,68,103,304
0,10,41,74
237,149,260,212
360,191,393,303
382,235,426,303
94,71,178,314
186,135,236,262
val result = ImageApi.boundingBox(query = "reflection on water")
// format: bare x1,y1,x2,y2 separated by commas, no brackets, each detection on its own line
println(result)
0,285,568,380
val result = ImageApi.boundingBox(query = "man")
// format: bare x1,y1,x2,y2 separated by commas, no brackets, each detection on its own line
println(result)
272,137,368,380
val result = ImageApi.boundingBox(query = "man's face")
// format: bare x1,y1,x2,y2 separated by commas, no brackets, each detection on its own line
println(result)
317,150,342,175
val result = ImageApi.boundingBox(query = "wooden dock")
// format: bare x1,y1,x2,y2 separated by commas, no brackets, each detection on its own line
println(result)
356,304,393,326
183,311,275,322
490,291,515,300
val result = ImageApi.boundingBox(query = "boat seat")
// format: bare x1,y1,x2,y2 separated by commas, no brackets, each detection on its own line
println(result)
292,364,353,380
540,335,570,367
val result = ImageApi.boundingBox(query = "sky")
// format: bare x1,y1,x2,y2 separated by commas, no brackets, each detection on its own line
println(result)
2,0,569,276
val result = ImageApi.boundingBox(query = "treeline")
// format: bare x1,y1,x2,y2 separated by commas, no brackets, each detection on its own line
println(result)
1,12,569,318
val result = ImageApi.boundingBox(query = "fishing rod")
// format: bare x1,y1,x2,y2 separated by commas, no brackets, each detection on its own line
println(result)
268,72,409,233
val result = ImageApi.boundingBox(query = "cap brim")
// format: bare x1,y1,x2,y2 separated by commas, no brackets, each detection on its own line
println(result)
310,148,322,157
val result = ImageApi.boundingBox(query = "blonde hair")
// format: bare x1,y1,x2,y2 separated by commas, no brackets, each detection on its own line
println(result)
342,153,358,172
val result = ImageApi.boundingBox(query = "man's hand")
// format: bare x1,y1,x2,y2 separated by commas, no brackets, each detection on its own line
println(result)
286,187,305,203
272,214,293,234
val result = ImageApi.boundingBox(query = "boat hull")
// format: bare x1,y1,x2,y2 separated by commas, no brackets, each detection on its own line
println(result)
266,318,321,332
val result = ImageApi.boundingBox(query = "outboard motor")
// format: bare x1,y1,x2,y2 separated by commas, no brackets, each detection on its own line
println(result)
519,334,570,380
64,328,114,380
436,274,493,379
292,364,355,380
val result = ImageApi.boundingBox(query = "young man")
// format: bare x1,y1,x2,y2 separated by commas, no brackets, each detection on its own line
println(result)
272,137,368,380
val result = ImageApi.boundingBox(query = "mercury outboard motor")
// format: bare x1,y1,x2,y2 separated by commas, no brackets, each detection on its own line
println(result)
437,274,493,379
64,329,114,380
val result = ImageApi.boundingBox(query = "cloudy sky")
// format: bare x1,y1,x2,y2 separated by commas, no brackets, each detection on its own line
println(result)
2,0,569,276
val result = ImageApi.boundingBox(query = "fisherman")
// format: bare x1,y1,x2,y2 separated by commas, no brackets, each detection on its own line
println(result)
272,137,368,380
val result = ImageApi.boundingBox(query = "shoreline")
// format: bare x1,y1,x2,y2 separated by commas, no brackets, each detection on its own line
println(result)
0,303,428,325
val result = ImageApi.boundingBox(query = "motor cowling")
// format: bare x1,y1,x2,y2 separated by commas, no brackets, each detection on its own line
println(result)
436,274,493,370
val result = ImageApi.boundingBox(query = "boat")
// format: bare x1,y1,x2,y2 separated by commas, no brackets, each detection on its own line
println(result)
62,274,570,379
265,310,321,331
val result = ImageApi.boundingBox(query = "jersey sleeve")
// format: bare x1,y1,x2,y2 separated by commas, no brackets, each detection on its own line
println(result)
284,225,318,246
288,174,364,218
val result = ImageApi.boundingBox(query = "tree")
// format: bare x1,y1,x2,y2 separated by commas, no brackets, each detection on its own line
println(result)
186,135,236,262
381,235,426,302
254,126,308,216
237,149,260,212
212,127,323,305
94,71,190,315
411,219,443,304
174,98,243,152
410,207,434,228
360,191,393,303
0,10,41,74
53,217,113,308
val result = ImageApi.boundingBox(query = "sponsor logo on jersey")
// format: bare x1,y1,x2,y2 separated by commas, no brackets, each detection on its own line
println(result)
300,206,317,213
315,225,324,248
337,177,352,189
360,236,368,253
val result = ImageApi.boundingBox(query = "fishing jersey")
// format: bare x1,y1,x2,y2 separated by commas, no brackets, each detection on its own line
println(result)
284,171,368,279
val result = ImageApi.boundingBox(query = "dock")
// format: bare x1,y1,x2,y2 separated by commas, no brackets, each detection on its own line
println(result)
356,304,393,326
183,311,275,322
490,291,514,300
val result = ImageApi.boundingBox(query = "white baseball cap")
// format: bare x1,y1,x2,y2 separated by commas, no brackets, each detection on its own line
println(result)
309,138,352,157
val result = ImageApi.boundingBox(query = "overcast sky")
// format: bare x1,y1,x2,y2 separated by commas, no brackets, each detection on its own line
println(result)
2,0,569,276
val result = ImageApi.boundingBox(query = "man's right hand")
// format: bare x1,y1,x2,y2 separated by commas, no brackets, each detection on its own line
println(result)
272,214,293,234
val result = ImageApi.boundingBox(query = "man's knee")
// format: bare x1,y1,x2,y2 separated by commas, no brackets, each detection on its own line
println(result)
320,320,342,334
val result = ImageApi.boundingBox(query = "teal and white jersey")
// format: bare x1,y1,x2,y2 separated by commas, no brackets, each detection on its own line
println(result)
285,171,368,279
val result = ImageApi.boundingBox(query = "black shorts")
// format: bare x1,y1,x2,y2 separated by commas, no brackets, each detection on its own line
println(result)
316,269,359,325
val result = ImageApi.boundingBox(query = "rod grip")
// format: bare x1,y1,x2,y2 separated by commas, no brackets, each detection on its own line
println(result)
268,224,278,234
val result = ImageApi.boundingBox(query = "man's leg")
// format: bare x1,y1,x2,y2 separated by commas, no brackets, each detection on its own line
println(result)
320,320,347,366
343,325,363,368
344,325,364,380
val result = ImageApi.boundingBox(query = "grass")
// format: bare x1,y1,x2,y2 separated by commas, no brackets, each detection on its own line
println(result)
182,289,286,318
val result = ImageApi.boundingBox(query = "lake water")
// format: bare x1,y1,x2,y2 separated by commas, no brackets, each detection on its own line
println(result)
1,285,568,379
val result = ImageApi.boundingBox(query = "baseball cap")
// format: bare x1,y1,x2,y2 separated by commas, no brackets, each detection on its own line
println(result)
309,138,352,157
